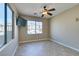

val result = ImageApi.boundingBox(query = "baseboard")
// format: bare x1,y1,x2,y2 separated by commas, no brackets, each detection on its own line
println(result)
19,38,49,44
50,39,79,53
12,44,18,56
0,39,18,56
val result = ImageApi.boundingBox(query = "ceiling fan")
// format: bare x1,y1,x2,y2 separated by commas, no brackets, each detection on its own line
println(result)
41,5,56,17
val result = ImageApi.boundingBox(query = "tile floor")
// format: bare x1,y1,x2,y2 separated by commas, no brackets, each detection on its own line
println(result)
15,40,79,56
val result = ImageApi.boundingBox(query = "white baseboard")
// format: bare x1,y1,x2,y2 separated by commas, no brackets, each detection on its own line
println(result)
12,45,18,56
19,38,49,44
12,46,18,56
0,39,18,56
50,39,79,53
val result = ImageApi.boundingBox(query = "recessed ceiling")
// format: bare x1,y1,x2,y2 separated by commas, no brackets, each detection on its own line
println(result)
14,3,78,18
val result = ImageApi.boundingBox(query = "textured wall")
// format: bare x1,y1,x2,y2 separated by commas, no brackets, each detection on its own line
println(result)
19,15,50,43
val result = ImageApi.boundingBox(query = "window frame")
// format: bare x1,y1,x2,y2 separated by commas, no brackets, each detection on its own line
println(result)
0,3,14,48
6,3,14,39
27,21,36,34
36,21,43,34
5,3,14,44
27,20,43,34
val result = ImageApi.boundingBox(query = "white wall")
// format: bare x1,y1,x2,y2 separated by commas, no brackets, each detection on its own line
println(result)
0,4,18,56
50,5,79,51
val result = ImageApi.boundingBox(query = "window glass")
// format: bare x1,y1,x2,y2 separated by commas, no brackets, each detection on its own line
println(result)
0,3,14,48
0,3,5,48
27,21,42,34
7,5,12,42
27,21,35,34
36,22,42,34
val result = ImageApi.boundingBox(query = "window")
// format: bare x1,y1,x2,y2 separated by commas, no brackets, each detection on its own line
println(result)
6,4,13,43
36,22,42,34
0,3,14,48
27,21,42,34
27,21,35,34
0,3,5,48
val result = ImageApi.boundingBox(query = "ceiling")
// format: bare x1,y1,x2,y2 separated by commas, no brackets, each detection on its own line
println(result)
14,3,78,18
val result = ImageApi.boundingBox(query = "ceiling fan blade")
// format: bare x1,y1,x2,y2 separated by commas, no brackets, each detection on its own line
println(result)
47,12,52,16
44,5,46,9
48,8,55,11
43,5,47,10
41,14,44,17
